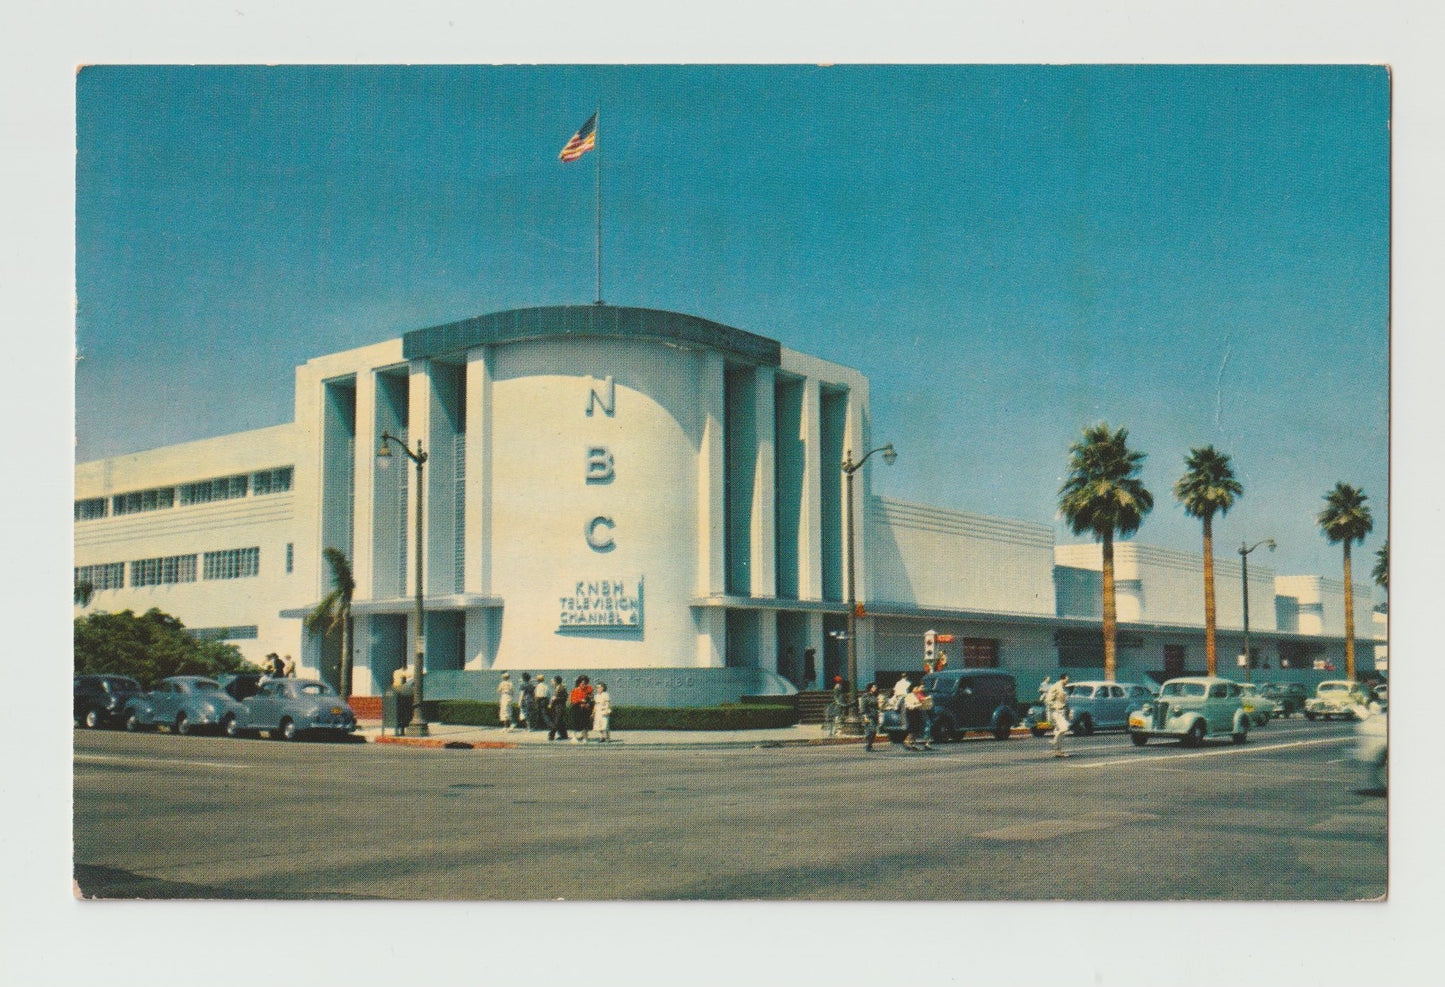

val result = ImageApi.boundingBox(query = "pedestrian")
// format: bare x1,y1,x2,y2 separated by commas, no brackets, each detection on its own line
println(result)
893,672,912,698
592,682,612,742
282,654,296,677
547,675,569,741
1038,675,1052,704
859,682,881,752
903,683,929,751
1046,673,1072,758
519,672,535,731
497,672,515,731
568,675,595,743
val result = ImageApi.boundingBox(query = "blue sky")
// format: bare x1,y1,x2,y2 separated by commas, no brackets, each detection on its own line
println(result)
75,64,1389,582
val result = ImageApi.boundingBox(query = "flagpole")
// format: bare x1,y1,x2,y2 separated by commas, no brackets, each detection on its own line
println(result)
594,104,602,305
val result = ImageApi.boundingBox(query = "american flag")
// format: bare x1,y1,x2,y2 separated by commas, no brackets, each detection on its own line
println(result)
559,112,597,162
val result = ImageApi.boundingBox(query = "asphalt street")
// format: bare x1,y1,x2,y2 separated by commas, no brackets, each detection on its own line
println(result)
73,718,1385,901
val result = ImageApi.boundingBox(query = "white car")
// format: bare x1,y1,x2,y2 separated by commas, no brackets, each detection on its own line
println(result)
1304,680,1373,721
1237,683,1278,727
1128,676,1252,747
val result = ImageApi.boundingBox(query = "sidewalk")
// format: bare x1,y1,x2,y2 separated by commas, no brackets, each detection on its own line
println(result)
358,720,1031,750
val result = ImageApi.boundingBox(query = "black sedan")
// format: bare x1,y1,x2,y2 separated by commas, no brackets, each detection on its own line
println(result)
74,674,145,729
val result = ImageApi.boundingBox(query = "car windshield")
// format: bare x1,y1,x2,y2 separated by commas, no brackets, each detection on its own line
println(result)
104,677,141,693
296,683,336,696
1161,682,1207,698
1319,683,1348,694
1240,685,1258,696
192,680,224,693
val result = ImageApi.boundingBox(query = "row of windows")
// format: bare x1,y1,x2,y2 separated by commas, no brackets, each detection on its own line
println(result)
203,547,260,580
74,545,276,593
74,562,124,592
188,625,259,641
74,466,294,521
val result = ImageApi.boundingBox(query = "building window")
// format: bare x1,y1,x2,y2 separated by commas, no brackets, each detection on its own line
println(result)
130,554,198,587
179,474,249,506
112,487,176,516
960,638,1000,668
74,562,125,592
1055,629,1104,668
202,547,260,580
74,498,108,521
1278,640,1324,669
252,466,294,495
285,542,294,573
188,625,259,641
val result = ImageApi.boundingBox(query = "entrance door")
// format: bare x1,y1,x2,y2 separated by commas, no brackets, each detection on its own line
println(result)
1164,644,1186,678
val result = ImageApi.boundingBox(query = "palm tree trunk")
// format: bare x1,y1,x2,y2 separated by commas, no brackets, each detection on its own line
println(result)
340,616,353,698
1202,513,1217,676
1342,542,1355,680
1101,531,1117,682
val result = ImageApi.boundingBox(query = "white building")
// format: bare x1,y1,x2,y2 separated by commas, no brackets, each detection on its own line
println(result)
74,305,1382,705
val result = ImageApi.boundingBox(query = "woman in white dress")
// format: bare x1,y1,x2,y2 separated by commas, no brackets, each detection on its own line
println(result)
497,672,515,731
592,683,612,742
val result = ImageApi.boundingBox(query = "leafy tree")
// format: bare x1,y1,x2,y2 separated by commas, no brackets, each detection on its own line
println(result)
306,548,355,696
73,579,95,608
1372,539,1388,592
1317,483,1374,681
1173,446,1243,675
73,608,252,687
1059,423,1154,681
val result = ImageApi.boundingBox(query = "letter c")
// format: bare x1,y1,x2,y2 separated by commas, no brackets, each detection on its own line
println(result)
586,516,616,552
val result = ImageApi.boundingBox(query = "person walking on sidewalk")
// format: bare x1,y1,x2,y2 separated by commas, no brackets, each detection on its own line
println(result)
546,675,569,741
533,674,549,732
568,675,595,743
518,672,536,731
1046,673,1073,758
592,683,612,742
497,672,515,731
859,682,881,752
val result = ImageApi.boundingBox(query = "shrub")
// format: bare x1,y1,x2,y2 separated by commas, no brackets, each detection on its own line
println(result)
423,700,799,731
74,608,251,688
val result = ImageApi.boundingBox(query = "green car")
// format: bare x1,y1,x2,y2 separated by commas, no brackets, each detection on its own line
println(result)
1128,676,1251,748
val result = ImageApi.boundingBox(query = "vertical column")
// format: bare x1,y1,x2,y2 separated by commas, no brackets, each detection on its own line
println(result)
407,360,434,602
805,612,824,689
351,372,378,600
695,609,726,668
464,348,492,597
756,610,779,675
751,366,777,599
696,350,726,598
798,377,824,601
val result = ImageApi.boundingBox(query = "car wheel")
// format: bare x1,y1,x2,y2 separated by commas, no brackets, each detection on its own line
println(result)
279,717,297,742
886,731,906,745
1131,732,1148,747
1254,712,1269,728
1184,721,1207,748
1232,720,1248,744
932,717,956,744
221,714,239,739
175,713,190,736
84,709,101,729
1305,711,1317,721
992,716,1012,741
124,712,142,733
1030,724,1047,738
1076,714,1094,736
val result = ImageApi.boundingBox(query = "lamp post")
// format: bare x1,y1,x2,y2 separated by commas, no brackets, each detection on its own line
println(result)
842,443,897,722
1238,538,1275,683
377,431,429,736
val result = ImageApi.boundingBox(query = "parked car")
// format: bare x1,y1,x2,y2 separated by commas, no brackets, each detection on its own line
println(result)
122,676,250,736
1304,680,1373,721
74,674,145,729
1236,683,1277,727
237,678,358,741
1354,705,1387,790
880,670,1019,742
1127,676,1251,747
1372,682,1388,711
1056,680,1157,735
1258,681,1307,717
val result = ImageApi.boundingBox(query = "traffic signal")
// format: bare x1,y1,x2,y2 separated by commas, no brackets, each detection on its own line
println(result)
924,629,936,665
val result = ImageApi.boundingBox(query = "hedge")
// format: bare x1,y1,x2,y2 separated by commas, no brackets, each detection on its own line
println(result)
422,700,800,731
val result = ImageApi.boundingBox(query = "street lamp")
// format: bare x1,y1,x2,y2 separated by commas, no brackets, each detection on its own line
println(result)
1238,538,1275,683
377,431,429,736
842,443,897,724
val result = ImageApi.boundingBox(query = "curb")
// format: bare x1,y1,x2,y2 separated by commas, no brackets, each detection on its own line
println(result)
363,726,1039,750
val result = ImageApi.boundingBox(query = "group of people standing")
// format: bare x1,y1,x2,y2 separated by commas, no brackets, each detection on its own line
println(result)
496,672,612,743
260,652,295,679
855,651,951,752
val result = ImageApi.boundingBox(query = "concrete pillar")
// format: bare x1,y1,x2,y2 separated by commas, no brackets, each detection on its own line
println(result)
697,350,726,598
751,366,777,599
799,378,823,601
352,371,378,599
464,348,492,596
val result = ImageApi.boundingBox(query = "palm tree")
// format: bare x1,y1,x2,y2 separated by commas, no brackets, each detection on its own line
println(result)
1372,539,1388,593
1173,446,1243,675
306,548,356,696
1317,483,1373,681
1059,423,1154,682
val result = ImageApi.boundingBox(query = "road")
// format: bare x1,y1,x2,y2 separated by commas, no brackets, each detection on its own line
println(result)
73,718,1385,901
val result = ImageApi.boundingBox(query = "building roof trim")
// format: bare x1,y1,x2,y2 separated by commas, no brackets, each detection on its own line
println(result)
403,305,782,367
